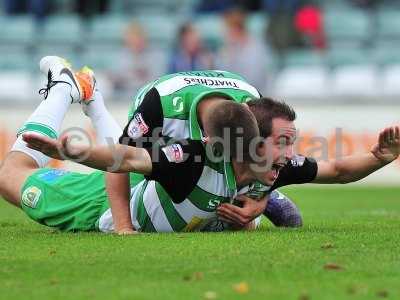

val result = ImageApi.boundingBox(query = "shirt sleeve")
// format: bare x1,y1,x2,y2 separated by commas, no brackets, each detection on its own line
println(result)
144,139,206,203
119,87,163,148
271,155,318,191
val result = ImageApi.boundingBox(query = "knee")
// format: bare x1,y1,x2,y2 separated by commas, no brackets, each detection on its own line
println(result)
265,191,303,228
0,160,12,195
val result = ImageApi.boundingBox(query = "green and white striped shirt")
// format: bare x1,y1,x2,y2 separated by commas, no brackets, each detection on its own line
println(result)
99,71,269,232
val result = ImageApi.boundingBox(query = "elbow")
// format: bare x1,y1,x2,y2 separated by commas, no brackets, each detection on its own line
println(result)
336,174,358,184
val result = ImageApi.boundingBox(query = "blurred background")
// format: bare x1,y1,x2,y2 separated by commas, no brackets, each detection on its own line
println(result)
0,0,399,183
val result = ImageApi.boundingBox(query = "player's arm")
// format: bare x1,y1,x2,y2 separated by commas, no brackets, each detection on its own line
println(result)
106,173,134,234
313,126,400,183
22,133,152,174
107,87,163,234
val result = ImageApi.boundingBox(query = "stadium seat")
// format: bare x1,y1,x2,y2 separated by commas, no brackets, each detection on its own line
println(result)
273,66,330,99
0,50,35,70
324,10,371,47
0,16,35,45
283,50,326,68
372,44,400,67
0,72,34,103
248,13,268,39
34,45,81,67
39,15,83,44
377,10,400,38
327,47,372,68
88,15,129,44
381,65,400,97
331,65,379,98
133,14,179,49
80,46,123,70
194,14,224,50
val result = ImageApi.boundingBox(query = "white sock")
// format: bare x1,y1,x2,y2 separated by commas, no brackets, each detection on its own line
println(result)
83,90,122,146
11,84,72,167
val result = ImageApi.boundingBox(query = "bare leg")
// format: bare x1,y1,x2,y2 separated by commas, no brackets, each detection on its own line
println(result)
0,56,80,208
0,152,38,207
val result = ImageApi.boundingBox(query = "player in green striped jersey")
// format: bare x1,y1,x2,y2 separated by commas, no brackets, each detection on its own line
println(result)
105,70,301,233
3,57,398,233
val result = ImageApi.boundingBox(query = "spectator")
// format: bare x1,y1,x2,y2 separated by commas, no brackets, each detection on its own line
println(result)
197,0,262,13
349,0,379,10
216,8,269,91
4,0,49,20
75,0,109,18
262,0,302,14
197,0,235,13
264,0,304,53
168,23,213,73
294,4,326,50
109,22,166,95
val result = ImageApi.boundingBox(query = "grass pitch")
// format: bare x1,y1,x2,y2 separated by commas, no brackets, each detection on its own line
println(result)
0,186,399,300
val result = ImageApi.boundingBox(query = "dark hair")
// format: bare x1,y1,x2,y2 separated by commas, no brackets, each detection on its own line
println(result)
178,23,193,41
204,100,259,162
247,97,296,138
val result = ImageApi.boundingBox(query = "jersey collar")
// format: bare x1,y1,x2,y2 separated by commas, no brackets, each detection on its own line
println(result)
189,91,236,140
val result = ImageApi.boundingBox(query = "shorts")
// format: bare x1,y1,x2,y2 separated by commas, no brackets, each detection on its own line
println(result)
20,168,110,232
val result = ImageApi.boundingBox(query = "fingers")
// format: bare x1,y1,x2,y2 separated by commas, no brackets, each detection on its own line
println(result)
389,127,395,142
217,205,248,226
395,126,400,141
61,134,69,148
378,129,386,146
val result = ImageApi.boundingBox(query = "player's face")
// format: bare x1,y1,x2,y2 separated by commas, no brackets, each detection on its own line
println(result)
251,118,297,186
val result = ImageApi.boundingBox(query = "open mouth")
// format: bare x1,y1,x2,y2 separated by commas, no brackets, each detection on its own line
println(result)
270,163,286,180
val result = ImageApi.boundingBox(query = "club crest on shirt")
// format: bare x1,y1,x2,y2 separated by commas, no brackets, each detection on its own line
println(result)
127,113,149,139
161,144,184,163
21,186,42,209
290,155,306,167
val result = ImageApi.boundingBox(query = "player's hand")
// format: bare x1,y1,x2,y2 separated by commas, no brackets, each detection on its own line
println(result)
217,195,268,227
23,133,87,161
371,126,400,163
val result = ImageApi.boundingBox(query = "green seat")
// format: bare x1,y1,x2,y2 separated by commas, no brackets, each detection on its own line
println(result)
248,13,268,38
133,14,178,48
39,15,83,44
194,14,224,50
284,49,326,67
372,44,400,66
0,16,35,44
89,15,128,44
377,10,400,37
325,10,371,45
81,47,122,70
0,51,34,70
327,47,372,68
34,45,80,66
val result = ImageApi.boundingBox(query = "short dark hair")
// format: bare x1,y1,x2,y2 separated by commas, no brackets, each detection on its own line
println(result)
247,97,296,138
204,100,259,162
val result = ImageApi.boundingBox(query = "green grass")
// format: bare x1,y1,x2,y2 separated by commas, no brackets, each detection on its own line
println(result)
1,186,399,300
